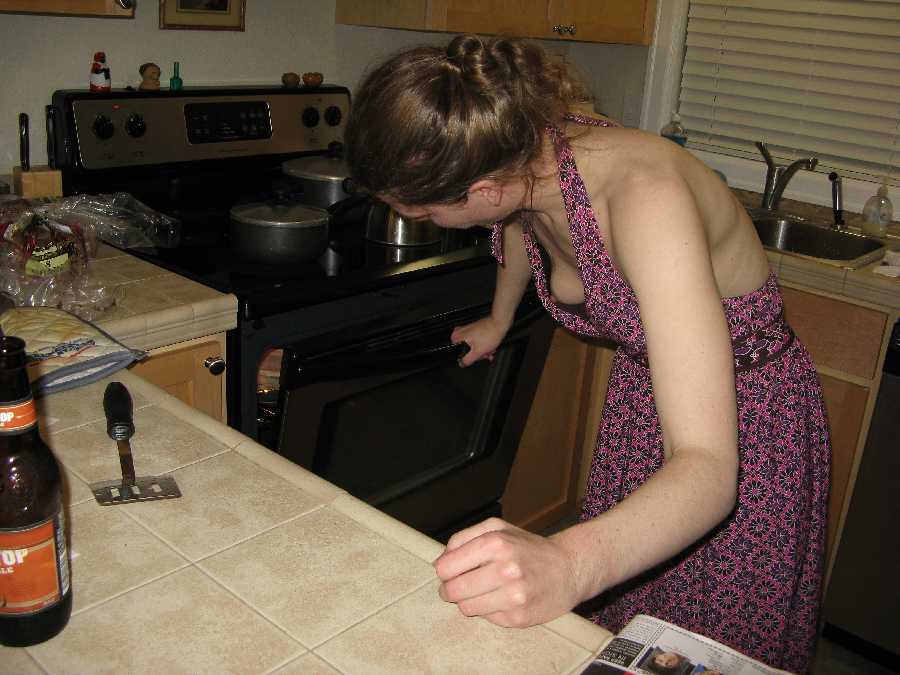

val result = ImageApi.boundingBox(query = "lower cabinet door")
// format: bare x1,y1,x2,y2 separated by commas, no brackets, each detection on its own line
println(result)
129,340,225,422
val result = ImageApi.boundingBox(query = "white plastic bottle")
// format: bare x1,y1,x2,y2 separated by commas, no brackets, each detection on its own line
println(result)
660,113,687,146
862,180,894,238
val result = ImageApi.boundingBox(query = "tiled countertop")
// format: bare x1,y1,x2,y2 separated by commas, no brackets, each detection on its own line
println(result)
0,370,610,674
87,244,237,351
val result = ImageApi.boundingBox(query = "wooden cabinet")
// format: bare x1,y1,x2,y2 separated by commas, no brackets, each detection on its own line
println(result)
0,0,133,16
780,285,893,582
128,335,227,422
547,0,656,45
432,1,554,40
502,327,601,532
335,0,657,45
335,0,429,31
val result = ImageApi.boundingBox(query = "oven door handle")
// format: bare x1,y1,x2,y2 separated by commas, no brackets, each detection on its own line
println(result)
293,302,546,383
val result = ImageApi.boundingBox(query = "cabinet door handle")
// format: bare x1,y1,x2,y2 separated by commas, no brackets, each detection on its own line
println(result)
203,356,226,376
553,24,562,33
566,24,576,35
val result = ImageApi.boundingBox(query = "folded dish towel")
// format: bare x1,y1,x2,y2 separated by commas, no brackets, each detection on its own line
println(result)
0,307,146,396
873,249,900,278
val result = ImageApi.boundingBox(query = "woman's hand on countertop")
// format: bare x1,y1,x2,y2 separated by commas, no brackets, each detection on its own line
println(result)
432,517,586,628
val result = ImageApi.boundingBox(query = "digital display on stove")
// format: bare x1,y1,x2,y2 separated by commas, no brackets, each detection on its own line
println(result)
185,101,272,144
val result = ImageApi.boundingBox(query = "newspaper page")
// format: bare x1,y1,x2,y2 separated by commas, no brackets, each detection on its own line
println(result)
580,614,793,675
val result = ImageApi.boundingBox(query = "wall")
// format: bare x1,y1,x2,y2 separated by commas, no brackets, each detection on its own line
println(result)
0,0,647,176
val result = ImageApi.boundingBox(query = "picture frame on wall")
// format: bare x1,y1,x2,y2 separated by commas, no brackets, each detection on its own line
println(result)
159,0,246,31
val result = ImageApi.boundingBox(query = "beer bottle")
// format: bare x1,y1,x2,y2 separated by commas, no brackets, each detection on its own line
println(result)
0,335,72,647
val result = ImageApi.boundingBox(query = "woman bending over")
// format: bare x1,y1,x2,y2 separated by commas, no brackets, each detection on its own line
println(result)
344,34,830,674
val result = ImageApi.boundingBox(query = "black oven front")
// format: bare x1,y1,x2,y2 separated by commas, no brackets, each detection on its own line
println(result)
240,263,554,540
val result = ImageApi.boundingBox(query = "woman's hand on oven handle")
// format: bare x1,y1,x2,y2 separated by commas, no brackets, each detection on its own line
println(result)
450,315,509,367
433,517,586,628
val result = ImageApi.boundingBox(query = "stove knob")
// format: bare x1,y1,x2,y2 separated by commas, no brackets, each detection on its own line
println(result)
92,114,115,140
301,106,320,128
125,114,147,138
203,356,226,376
324,105,342,127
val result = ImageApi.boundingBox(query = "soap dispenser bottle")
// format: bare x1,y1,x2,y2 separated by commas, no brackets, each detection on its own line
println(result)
661,113,687,146
862,180,893,238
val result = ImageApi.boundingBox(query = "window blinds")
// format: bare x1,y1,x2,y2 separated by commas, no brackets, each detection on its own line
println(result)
676,0,900,186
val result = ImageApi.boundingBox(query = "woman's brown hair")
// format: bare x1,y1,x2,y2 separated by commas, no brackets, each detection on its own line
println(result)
344,34,592,206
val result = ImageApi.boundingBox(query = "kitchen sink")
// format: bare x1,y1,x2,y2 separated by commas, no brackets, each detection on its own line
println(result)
751,212,886,269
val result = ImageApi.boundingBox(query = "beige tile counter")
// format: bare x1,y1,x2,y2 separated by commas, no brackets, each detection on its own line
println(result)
1,370,611,674
88,244,237,351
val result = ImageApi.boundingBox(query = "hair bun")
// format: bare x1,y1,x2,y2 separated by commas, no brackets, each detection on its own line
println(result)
446,34,521,88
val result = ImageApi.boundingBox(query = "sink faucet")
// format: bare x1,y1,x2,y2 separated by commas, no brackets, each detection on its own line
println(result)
755,142,819,211
828,171,846,231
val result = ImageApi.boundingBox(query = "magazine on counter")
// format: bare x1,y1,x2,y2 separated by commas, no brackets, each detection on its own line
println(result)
581,614,792,675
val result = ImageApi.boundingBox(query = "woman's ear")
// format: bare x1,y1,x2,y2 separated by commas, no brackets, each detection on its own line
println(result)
467,179,504,206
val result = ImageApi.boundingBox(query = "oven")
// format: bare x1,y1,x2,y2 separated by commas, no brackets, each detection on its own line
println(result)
49,86,554,540
267,267,551,539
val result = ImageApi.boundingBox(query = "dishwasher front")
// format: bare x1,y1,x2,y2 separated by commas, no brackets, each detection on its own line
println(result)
822,320,900,671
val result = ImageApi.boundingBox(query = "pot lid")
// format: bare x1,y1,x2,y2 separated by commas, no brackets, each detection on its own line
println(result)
230,202,329,228
281,155,350,182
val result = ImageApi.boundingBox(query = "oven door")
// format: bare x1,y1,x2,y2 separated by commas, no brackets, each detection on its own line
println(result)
274,294,553,539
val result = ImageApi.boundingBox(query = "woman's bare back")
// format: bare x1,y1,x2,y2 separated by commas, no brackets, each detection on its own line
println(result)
528,124,769,305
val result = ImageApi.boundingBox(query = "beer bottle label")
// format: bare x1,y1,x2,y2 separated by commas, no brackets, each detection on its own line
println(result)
0,397,38,434
0,513,70,615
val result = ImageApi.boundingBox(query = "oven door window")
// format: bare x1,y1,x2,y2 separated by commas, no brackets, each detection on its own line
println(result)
274,301,546,508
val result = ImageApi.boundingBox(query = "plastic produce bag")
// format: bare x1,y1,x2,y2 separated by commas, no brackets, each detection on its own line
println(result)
42,192,178,249
0,207,119,322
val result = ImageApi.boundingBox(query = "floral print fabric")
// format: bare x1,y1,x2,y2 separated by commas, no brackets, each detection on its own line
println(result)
493,114,829,673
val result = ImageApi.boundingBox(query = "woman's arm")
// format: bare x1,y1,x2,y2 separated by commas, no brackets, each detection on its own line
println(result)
434,173,740,626
452,221,533,366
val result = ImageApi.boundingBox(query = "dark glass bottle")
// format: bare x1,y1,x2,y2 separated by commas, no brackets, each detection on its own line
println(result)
0,336,72,647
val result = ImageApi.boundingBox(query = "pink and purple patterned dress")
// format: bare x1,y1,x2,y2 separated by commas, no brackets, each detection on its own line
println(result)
491,115,830,673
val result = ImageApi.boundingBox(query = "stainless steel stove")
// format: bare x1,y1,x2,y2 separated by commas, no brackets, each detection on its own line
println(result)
49,86,551,541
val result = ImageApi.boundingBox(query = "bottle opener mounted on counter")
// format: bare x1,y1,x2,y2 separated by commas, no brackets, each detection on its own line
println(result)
90,382,181,506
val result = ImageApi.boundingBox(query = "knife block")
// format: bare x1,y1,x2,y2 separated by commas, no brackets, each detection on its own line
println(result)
12,165,62,199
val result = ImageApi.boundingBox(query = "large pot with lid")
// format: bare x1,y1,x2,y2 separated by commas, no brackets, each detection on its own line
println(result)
229,201,329,266
281,156,355,209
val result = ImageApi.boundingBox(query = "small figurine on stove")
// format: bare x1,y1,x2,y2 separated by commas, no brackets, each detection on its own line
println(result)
89,52,111,92
281,72,301,88
138,62,161,91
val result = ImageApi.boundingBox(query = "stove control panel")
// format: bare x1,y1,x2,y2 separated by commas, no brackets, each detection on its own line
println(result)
55,88,351,170
185,101,272,143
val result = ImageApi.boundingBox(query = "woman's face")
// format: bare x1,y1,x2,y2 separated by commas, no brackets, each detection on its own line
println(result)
379,178,526,230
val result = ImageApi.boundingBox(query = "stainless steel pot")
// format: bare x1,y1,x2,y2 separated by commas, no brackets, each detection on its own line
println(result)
281,155,441,246
364,200,442,246
229,201,329,266
281,156,353,209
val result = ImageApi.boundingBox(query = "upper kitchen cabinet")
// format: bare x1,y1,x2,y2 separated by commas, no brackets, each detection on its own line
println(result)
335,0,430,31
335,0,658,45
0,0,133,16
547,0,656,45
